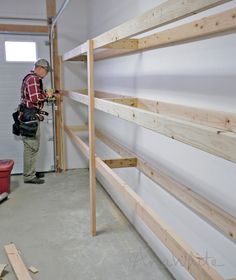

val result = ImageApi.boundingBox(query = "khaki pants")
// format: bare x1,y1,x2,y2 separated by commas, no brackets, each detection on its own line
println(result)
23,125,40,182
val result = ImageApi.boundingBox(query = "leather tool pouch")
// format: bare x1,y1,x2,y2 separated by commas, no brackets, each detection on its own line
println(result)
19,106,39,137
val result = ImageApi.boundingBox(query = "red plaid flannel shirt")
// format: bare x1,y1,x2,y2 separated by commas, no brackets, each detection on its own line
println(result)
21,71,47,109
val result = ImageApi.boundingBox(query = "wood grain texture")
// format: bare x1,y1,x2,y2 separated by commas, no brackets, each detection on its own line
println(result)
103,158,137,168
95,7,236,60
93,0,232,49
62,0,232,60
62,90,236,163
87,40,97,236
4,244,32,280
0,24,48,33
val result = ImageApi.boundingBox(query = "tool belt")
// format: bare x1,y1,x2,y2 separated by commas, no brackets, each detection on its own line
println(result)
12,105,48,137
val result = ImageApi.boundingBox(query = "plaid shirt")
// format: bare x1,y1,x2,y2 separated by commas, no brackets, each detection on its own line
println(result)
21,71,47,109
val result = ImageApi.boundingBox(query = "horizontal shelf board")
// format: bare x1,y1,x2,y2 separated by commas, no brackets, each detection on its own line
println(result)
65,125,225,280
62,0,233,61
96,129,236,240
137,98,236,133
89,90,236,132
62,90,236,163
93,0,232,49
94,7,236,60
63,42,87,61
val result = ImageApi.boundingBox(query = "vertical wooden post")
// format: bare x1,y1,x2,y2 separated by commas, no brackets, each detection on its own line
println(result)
46,0,61,172
57,56,66,171
87,39,96,236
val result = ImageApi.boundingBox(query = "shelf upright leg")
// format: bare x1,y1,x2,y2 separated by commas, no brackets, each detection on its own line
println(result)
54,55,62,171
87,39,96,236
58,55,66,171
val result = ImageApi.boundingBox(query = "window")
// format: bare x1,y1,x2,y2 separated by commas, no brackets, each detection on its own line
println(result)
5,41,37,62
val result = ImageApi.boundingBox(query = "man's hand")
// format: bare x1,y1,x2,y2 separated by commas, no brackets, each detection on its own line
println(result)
45,88,54,98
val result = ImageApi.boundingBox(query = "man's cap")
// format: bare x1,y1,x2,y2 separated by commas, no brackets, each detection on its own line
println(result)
34,59,50,72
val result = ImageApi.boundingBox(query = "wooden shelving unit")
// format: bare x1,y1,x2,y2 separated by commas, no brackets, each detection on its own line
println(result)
60,1,236,279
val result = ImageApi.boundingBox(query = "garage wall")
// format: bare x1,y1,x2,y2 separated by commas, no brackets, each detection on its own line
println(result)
0,0,46,19
0,1,53,173
59,0,236,279
0,0,89,170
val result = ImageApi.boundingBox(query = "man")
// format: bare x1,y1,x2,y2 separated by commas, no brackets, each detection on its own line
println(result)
20,59,53,184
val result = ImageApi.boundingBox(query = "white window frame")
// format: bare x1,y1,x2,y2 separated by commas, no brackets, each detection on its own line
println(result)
4,41,38,63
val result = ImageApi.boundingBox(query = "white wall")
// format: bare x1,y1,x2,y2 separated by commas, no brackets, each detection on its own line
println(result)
0,0,46,19
0,1,55,173
0,0,89,170
59,0,236,279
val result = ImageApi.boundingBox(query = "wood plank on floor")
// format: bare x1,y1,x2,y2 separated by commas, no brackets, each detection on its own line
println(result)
4,244,32,280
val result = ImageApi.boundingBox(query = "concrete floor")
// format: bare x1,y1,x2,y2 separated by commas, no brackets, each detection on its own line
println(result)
0,169,174,280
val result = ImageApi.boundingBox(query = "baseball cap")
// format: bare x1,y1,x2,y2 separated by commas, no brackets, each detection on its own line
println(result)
34,58,50,72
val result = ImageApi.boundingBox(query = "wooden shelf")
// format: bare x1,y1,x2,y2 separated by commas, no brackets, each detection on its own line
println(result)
64,125,226,280
63,4,236,62
95,129,236,240
62,89,236,164
94,7,236,61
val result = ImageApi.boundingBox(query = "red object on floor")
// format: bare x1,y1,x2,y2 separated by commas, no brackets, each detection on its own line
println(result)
0,160,14,194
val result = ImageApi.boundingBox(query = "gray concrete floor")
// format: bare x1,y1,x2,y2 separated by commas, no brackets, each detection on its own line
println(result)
0,169,174,280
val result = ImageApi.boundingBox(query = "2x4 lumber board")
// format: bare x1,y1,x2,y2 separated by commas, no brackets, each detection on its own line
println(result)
103,92,236,132
63,90,236,163
95,90,130,99
63,90,89,104
96,91,236,132
96,129,236,240
94,48,135,61
63,55,87,62
4,244,32,280
137,159,236,239
46,0,61,171
46,0,56,17
104,97,138,107
94,7,236,60
103,158,138,168
65,127,224,280
138,99,236,133
65,126,89,157
63,0,232,60
63,42,87,61
138,7,236,49
93,0,232,49
55,56,64,171
67,125,88,131
59,56,66,171
105,39,139,49
0,24,48,33
87,40,96,236
94,99,236,163
65,89,236,132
